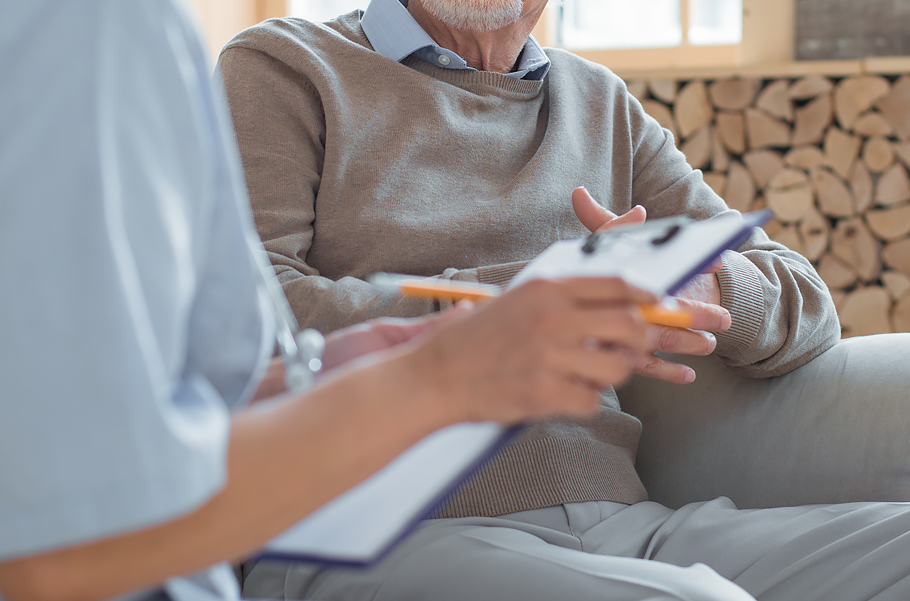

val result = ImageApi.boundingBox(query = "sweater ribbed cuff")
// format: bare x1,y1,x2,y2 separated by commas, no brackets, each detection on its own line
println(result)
475,261,530,287
716,251,766,356
436,263,527,310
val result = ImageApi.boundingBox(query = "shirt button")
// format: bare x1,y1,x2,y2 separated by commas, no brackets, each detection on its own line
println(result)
437,54,451,66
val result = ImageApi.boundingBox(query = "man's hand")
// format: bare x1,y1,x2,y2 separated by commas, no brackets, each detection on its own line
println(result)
571,186,730,385
630,296,731,384
676,259,723,307
572,187,647,233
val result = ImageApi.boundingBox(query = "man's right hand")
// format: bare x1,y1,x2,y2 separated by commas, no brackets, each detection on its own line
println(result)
571,186,647,233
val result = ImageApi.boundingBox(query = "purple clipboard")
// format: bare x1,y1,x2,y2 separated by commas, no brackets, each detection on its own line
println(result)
509,209,773,297
256,423,523,568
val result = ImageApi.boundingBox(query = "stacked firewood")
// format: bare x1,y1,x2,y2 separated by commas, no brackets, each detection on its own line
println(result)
626,74,910,337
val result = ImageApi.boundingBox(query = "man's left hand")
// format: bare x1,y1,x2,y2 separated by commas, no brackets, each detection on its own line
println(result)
630,293,731,384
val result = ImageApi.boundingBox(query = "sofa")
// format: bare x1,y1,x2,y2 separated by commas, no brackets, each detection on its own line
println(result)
619,334,910,510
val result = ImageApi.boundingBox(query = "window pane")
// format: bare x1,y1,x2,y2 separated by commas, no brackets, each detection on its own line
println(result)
560,0,682,50
689,0,742,45
288,0,368,22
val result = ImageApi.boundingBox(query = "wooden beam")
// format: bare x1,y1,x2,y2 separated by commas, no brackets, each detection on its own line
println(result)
574,45,741,74
741,0,794,65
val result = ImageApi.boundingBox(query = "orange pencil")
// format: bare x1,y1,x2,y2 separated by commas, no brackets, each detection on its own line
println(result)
397,279,502,303
368,273,695,329
636,302,694,329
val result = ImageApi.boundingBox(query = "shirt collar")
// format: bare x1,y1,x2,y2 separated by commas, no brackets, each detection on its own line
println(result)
361,0,550,81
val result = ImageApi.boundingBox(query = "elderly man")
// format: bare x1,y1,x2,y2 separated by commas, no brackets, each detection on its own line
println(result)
218,1,910,600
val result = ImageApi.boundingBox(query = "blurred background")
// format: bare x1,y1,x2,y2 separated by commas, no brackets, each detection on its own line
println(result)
188,0,771,70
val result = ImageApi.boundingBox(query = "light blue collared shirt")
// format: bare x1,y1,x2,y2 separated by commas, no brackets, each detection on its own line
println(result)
361,0,551,80
0,1,274,599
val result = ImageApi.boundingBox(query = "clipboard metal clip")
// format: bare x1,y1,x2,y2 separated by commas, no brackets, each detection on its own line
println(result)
582,216,695,255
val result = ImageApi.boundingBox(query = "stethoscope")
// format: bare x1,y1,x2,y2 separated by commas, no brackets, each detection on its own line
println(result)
251,243,325,394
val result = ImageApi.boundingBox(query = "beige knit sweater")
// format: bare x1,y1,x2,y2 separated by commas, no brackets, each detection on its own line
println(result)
218,11,841,517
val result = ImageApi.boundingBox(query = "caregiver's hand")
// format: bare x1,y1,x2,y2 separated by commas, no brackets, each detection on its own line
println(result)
410,276,663,425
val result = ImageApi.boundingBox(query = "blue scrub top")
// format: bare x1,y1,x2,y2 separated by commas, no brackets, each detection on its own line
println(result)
0,1,275,599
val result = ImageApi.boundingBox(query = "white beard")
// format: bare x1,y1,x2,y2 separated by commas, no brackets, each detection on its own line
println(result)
419,0,525,32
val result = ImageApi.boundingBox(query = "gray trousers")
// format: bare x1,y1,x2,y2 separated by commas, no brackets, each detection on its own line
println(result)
242,498,910,601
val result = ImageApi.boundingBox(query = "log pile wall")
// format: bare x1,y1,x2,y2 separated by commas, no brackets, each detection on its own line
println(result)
625,74,910,337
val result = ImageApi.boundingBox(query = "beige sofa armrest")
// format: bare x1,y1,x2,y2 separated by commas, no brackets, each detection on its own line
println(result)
618,334,910,510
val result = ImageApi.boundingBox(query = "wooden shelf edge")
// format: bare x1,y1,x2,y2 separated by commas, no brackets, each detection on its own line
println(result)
602,55,910,82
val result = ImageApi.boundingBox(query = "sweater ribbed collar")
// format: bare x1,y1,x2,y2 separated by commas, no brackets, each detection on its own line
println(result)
401,54,546,96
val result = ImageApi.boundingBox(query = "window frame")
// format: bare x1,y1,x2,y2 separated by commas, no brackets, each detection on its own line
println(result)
192,0,796,74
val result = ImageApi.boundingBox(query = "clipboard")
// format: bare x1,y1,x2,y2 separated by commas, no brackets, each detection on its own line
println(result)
248,240,524,568
256,423,522,568
255,209,771,568
509,210,773,296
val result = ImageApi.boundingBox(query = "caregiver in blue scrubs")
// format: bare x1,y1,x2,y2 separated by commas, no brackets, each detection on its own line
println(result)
0,2,661,600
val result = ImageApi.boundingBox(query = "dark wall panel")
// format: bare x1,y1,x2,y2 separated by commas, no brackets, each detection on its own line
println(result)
797,0,910,60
